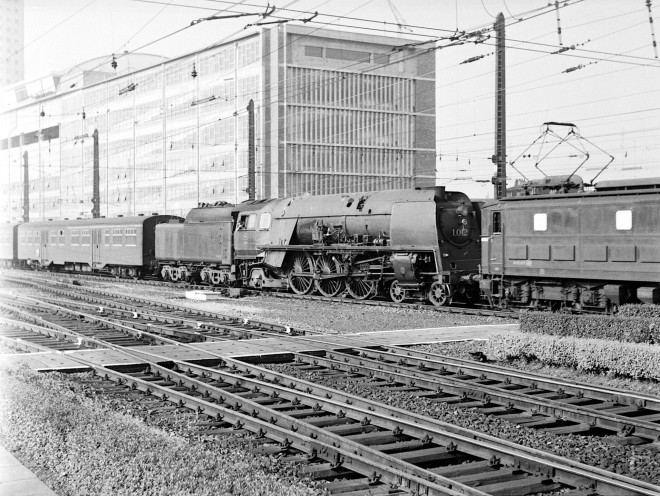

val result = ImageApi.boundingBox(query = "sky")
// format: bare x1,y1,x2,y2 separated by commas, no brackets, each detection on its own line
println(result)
20,0,660,198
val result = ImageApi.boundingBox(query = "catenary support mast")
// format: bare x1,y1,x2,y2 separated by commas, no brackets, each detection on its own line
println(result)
492,12,506,199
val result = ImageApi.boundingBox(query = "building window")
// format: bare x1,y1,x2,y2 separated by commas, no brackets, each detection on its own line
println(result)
616,210,632,230
305,46,323,58
326,48,370,62
373,53,390,65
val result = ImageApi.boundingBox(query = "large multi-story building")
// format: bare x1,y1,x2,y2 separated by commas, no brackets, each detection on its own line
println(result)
0,24,435,221
0,0,24,87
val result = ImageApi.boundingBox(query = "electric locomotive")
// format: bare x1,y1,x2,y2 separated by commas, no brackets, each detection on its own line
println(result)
479,176,660,311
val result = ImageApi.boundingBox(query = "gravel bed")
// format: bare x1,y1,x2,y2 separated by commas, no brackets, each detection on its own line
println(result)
9,277,660,488
85,282,514,334
265,363,660,485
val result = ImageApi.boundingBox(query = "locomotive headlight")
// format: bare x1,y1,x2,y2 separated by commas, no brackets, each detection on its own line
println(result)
461,219,467,225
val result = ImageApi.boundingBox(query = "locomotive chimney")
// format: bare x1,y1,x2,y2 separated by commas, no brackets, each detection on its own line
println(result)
417,185,446,200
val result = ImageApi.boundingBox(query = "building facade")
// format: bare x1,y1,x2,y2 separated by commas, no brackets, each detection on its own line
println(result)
0,0,24,87
0,25,435,221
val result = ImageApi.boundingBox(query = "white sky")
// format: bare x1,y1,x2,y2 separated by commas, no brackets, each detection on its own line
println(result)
21,0,660,198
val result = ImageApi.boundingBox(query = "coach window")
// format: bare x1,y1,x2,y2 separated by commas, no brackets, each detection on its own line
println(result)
104,229,111,245
81,230,91,246
492,212,502,234
112,229,123,246
71,230,80,246
259,212,271,230
616,210,632,230
50,231,57,244
125,228,137,246
59,231,65,245
533,213,547,232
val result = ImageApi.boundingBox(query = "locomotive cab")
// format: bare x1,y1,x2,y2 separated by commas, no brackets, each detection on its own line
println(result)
233,199,288,289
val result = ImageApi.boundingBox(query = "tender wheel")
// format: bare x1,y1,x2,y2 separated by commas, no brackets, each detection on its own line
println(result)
428,281,449,307
389,280,406,303
313,255,345,297
346,277,376,300
287,252,314,295
464,285,478,305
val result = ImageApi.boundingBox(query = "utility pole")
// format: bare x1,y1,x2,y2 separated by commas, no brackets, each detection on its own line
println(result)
22,150,29,222
247,99,255,201
492,12,506,199
91,129,100,218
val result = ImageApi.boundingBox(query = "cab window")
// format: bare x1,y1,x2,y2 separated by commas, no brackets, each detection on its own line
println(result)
616,210,632,230
492,212,502,234
259,212,271,230
533,213,547,232
237,214,257,230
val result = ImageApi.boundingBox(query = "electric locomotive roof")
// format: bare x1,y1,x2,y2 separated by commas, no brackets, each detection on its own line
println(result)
492,176,660,203
593,177,660,192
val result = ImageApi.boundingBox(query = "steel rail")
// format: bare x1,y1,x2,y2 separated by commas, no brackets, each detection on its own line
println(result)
290,348,660,443
6,309,655,495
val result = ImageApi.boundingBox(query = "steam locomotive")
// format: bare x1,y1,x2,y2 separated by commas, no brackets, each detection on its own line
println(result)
156,187,482,306
3,177,660,310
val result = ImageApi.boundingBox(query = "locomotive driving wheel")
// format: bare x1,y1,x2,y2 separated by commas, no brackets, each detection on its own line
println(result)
428,281,449,307
346,276,376,300
287,252,314,294
313,255,345,297
389,280,406,303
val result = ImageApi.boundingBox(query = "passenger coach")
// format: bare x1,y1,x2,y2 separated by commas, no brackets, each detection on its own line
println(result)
0,223,18,268
17,214,181,277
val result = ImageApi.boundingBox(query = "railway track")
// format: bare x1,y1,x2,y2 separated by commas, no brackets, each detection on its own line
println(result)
262,343,660,445
1,269,518,319
3,271,660,494
3,274,660,446
0,274,305,343
3,315,659,495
